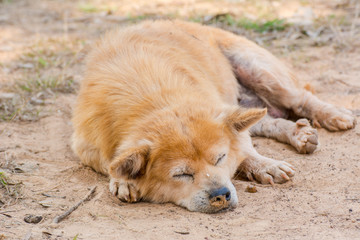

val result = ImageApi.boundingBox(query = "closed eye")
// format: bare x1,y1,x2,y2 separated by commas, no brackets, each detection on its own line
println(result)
173,173,194,180
216,153,226,165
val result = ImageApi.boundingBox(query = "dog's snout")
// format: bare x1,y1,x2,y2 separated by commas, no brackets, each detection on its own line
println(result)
209,187,231,208
210,187,231,201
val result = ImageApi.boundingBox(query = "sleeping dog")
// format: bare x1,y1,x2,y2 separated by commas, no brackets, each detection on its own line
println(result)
71,20,356,213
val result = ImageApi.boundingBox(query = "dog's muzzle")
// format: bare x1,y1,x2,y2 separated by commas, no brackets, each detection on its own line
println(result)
209,187,231,209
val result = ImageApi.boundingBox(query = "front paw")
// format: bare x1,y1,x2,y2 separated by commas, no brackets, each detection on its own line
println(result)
109,178,140,203
313,106,356,131
241,158,295,185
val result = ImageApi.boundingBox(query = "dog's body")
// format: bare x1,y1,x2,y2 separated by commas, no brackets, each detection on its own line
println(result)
72,20,356,213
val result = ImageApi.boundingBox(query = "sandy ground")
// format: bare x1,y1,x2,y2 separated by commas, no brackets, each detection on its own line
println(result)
1,0,360,239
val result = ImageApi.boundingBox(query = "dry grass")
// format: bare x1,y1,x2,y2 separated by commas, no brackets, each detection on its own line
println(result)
0,150,23,209
0,38,83,121
0,171,23,209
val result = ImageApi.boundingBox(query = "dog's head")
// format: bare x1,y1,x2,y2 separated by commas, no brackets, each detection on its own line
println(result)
109,106,266,213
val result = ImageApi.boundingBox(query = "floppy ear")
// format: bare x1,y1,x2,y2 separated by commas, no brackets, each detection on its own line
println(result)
109,144,150,179
225,107,267,132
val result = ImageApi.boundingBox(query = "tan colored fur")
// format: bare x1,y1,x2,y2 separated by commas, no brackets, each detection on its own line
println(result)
72,20,355,213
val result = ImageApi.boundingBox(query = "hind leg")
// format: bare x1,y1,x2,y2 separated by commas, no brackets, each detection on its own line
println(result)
289,90,356,131
209,26,356,131
250,116,318,154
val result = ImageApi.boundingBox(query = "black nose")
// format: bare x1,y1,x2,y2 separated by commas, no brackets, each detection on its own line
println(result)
209,187,231,202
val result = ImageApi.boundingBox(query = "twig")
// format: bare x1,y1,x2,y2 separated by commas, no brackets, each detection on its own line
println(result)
53,186,97,224
41,193,66,199
336,78,360,89
0,212,12,218
174,231,190,235
0,210,16,214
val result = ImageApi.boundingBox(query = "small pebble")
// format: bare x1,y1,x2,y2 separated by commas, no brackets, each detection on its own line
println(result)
24,214,43,224
245,185,257,193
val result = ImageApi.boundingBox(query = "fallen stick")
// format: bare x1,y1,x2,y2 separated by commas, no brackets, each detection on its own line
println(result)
53,186,97,224
0,210,16,218
42,193,66,199
0,210,16,214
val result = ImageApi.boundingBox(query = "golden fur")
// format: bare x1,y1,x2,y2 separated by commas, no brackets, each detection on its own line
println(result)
72,20,355,213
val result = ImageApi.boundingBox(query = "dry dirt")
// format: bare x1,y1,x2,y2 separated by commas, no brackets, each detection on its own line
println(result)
1,0,360,239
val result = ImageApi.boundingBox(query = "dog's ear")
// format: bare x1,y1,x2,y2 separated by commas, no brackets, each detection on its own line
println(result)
109,144,150,179
224,107,267,132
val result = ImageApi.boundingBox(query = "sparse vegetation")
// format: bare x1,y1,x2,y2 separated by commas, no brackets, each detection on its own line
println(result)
238,18,288,32
0,171,22,208
79,3,99,13
198,14,289,33
78,3,117,14
0,39,81,121
0,172,8,188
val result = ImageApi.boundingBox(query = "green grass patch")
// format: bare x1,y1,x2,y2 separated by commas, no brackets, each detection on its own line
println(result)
126,14,169,23
0,0,13,3
16,75,75,94
38,57,48,68
0,172,8,187
238,18,287,32
193,14,288,33
78,3,117,14
79,3,99,13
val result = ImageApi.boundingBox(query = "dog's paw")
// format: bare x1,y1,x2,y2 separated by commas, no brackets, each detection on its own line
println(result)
289,119,318,154
243,159,295,185
313,107,356,131
109,178,140,203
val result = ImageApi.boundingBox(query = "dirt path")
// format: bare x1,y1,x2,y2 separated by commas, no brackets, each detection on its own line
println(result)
1,0,359,239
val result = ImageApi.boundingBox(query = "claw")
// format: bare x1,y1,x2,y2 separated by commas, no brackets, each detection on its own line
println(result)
280,164,295,174
287,165,295,171
313,119,321,128
269,177,274,186
281,173,290,181
296,119,309,127
287,170,295,177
